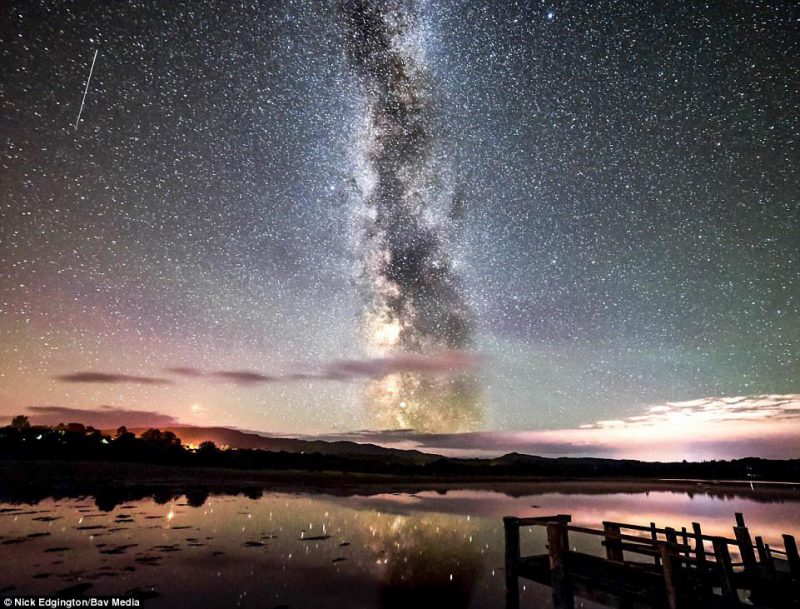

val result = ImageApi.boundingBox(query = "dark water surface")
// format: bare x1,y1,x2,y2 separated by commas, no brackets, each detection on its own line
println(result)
1,483,799,608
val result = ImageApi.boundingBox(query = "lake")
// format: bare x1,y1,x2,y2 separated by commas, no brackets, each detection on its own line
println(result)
2,481,799,608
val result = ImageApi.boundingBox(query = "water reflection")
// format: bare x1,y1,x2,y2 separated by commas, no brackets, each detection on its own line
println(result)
1,485,798,608
366,513,480,609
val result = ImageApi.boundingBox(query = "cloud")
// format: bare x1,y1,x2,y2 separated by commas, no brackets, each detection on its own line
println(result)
578,394,800,429
25,405,180,429
322,351,480,379
56,372,172,385
165,351,481,385
165,367,205,378
311,394,800,460
167,367,275,385
210,370,275,384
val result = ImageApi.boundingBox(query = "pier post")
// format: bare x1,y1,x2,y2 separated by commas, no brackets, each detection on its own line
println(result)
651,522,661,567
503,517,520,609
755,536,775,576
691,522,706,567
603,522,623,562
784,534,800,579
664,527,678,558
712,537,738,603
659,542,680,609
547,521,574,609
733,525,758,575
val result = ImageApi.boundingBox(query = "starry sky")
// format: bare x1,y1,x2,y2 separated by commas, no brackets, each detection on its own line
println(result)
1,1,798,455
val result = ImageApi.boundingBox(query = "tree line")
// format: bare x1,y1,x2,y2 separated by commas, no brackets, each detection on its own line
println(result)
2,415,800,481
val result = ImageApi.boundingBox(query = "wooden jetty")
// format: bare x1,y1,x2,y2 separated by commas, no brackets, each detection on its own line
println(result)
503,512,799,609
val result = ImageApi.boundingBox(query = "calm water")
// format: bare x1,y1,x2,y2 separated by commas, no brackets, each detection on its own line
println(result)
1,483,799,608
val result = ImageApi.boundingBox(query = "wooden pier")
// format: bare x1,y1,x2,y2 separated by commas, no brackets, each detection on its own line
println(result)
503,512,800,609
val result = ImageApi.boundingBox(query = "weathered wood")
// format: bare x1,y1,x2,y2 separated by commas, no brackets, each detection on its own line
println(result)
603,522,624,562
503,517,520,609
680,527,690,559
547,521,574,609
659,542,680,609
665,526,678,555
602,539,662,558
734,525,758,575
503,513,799,609
784,534,800,578
692,522,706,566
651,522,661,567
712,537,738,604
755,536,775,575
515,514,571,527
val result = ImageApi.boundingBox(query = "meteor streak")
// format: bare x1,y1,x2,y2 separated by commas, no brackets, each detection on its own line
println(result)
74,48,98,131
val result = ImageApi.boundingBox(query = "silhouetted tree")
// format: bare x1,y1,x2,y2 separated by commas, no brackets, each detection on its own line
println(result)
140,428,182,449
115,426,135,441
140,428,162,443
11,415,30,429
185,488,210,508
197,440,218,455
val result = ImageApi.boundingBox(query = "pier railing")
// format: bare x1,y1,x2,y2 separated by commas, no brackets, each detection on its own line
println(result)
503,512,800,609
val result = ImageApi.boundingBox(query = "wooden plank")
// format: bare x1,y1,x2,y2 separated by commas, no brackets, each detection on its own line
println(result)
503,517,520,609
784,534,800,578
516,514,571,526
712,536,738,604
755,536,775,575
659,542,680,609
692,522,706,566
568,525,691,550
604,520,664,533
733,526,758,575
652,522,661,567
603,522,624,562
735,512,746,528
602,540,662,558
680,527,690,559
547,521,574,609
664,526,682,573
607,519,741,547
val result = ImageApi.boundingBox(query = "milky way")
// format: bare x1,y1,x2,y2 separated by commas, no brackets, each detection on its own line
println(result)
342,0,480,431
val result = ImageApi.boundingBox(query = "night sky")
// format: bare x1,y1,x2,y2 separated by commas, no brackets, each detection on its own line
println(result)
1,1,798,456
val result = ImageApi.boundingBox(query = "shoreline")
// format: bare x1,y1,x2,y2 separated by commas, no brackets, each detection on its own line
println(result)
1,460,799,505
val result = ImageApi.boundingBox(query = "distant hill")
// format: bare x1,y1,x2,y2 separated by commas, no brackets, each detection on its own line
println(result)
123,426,440,465
4,422,800,482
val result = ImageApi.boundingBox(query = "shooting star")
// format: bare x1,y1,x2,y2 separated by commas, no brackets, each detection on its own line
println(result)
74,48,98,131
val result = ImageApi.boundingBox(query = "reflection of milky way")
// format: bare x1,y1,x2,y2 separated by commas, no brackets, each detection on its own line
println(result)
364,513,481,609
342,0,481,432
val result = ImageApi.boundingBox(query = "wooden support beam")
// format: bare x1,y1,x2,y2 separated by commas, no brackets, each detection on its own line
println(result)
733,526,758,575
735,512,746,528
784,534,800,578
755,536,775,575
712,537,738,604
603,522,624,562
547,521,574,609
659,542,680,609
516,514,572,526
680,527,690,559
665,527,678,547
651,522,661,567
692,522,706,567
503,517,521,609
